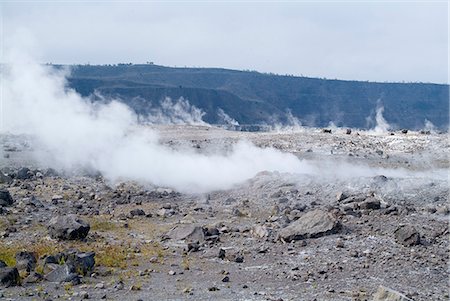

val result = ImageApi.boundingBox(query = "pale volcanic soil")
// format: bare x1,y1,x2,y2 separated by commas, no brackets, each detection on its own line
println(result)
0,125,448,301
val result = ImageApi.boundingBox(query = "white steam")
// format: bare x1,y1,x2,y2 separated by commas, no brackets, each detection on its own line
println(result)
217,108,239,126
271,109,304,132
423,119,437,133
1,53,306,193
145,97,207,125
368,101,391,134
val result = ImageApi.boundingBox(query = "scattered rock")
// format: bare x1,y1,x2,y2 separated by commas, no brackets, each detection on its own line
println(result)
218,248,226,260
0,190,14,207
358,197,381,210
394,225,421,247
251,225,270,239
65,250,96,276
48,214,90,240
0,267,20,287
373,285,413,301
15,251,37,273
16,167,33,180
0,172,12,184
44,264,80,284
167,224,204,242
186,241,201,253
279,209,340,242
23,272,43,284
156,208,176,218
130,209,146,217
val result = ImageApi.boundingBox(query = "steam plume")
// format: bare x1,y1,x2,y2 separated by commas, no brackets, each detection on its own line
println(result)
1,53,305,193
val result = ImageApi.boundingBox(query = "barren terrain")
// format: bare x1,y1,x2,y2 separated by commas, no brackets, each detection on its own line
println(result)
0,126,448,301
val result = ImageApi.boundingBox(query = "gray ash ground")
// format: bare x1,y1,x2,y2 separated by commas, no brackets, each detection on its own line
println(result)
0,125,448,301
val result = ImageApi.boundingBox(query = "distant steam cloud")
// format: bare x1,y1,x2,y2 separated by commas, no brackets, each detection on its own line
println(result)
271,109,303,132
424,119,437,133
1,49,306,193
217,108,239,126
145,97,207,125
367,100,391,134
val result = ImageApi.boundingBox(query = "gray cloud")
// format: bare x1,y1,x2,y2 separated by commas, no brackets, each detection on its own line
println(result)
1,1,448,83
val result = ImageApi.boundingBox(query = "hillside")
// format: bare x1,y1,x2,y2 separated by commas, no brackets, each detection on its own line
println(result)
63,64,449,130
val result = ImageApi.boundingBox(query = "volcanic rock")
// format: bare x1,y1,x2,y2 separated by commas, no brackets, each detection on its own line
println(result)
48,214,90,240
0,190,14,207
45,263,80,284
0,267,20,287
373,285,413,301
394,225,421,246
0,172,12,184
279,209,340,242
16,167,32,180
15,251,37,273
65,250,96,276
130,209,146,217
167,224,205,242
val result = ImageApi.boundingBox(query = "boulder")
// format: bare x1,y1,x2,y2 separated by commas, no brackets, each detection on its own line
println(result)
0,267,20,287
373,286,413,301
23,272,43,284
48,215,90,240
0,172,12,184
279,209,340,242
130,209,146,217
45,264,80,284
0,190,14,207
16,167,32,180
394,225,420,246
167,224,204,242
359,197,381,210
251,225,270,239
0,260,6,268
65,250,95,276
15,251,37,273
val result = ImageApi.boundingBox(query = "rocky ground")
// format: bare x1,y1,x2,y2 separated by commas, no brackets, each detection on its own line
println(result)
0,125,448,301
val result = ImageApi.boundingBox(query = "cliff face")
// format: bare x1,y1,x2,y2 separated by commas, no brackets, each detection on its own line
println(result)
65,64,449,129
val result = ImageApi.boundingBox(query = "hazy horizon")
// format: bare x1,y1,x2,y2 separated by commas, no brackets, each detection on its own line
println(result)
1,1,448,84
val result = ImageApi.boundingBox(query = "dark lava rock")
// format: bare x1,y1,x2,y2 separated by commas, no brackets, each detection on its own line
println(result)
65,250,95,276
45,264,80,284
167,224,205,242
0,172,12,184
218,248,226,260
0,267,20,287
186,241,201,253
279,209,340,242
15,251,37,272
394,225,421,246
373,285,413,301
16,167,32,180
205,227,220,236
44,168,59,177
23,272,43,284
358,197,381,210
0,190,14,207
48,214,90,240
130,209,146,217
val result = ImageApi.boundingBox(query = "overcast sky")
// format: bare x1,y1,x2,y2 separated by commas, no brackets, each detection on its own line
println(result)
0,1,448,83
